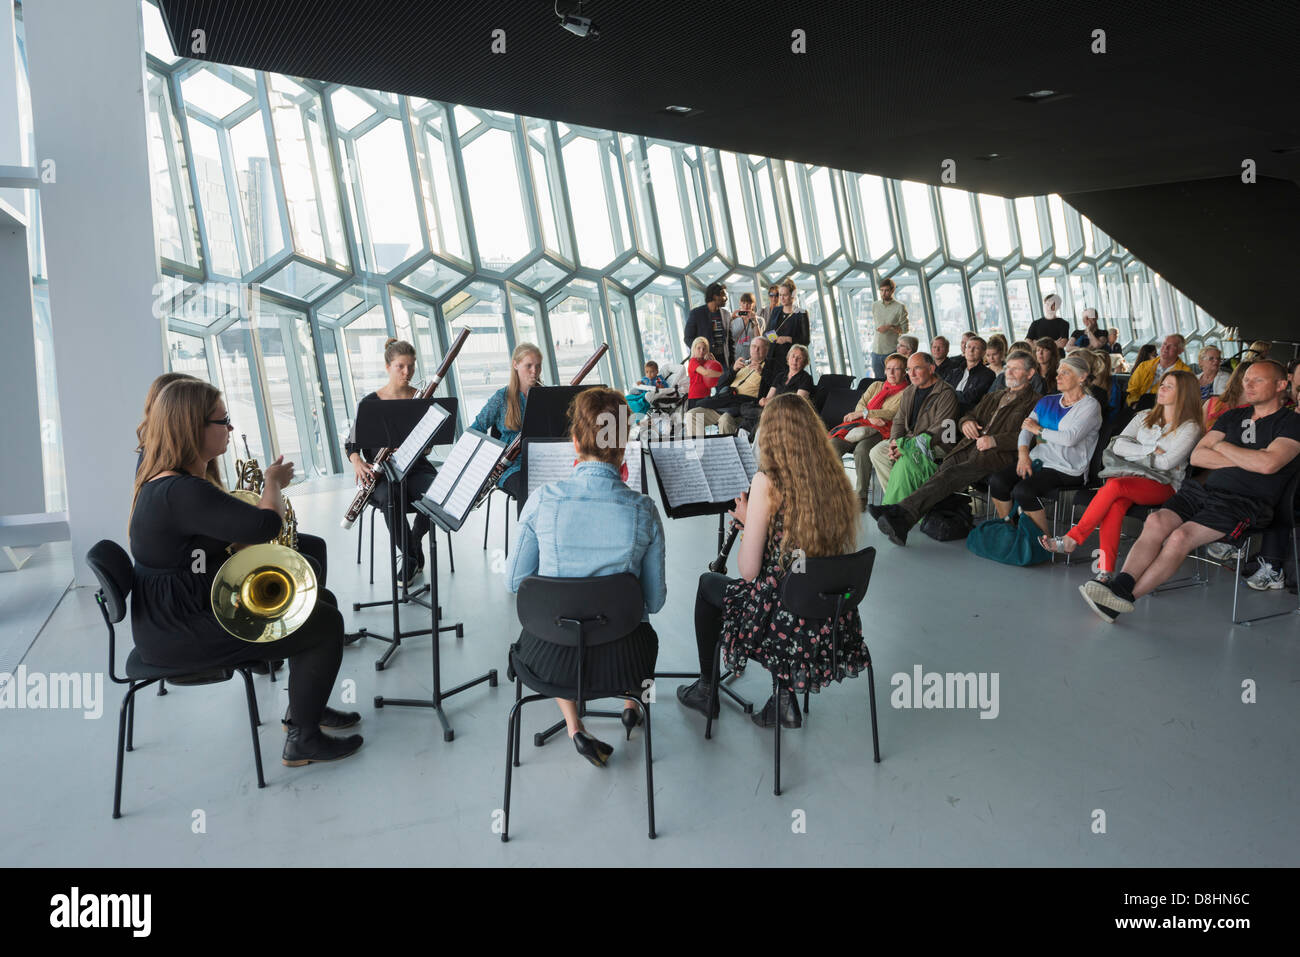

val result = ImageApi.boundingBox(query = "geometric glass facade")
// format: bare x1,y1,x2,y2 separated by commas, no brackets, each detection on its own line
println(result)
141,1,1223,482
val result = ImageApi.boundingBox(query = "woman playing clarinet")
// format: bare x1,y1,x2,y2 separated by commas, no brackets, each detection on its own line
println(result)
345,338,438,587
471,342,543,504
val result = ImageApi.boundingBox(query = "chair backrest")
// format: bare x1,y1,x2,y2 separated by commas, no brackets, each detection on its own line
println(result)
778,546,876,621
87,539,133,624
819,386,865,430
813,374,854,412
516,573,644,648
1085,415,1118,488
855,377,877,395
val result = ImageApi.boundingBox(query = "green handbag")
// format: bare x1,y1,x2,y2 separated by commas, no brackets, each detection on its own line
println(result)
882,434,939,505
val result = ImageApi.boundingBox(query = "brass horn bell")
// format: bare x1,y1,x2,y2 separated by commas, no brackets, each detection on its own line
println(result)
211,543,317,642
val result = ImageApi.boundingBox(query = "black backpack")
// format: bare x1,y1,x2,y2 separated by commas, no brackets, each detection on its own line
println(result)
921,494,975,541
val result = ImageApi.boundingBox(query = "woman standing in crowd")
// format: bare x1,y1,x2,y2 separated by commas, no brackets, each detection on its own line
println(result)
763,278,810,372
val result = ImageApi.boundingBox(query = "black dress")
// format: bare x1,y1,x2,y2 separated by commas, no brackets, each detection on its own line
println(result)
129,474,345,727
763,308,810,371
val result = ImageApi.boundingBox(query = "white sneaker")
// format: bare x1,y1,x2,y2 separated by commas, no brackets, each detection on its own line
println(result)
1245,560,1285,591
1206,541,1237,561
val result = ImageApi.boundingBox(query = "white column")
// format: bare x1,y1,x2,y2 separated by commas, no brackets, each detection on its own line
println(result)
24,0,165,583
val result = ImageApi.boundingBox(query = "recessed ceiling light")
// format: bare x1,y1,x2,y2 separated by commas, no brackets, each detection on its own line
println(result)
1028,89,1056,98
977,153,1001,161
1015,89,1070,104
664,105,693,114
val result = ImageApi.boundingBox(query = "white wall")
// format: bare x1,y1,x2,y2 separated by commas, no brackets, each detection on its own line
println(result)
23,0,164,582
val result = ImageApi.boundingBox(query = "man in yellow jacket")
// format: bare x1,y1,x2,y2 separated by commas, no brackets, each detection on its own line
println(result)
1127,334,1191,407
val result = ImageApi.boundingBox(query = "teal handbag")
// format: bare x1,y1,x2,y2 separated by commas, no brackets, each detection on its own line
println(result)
965,505,1051,566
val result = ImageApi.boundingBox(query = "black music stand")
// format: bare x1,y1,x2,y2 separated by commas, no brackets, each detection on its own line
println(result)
348,398,458,671
375,428,505,741
520,384,607,440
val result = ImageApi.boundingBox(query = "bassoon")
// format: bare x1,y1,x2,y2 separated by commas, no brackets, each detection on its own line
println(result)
470,343,609,511
340,327,471,529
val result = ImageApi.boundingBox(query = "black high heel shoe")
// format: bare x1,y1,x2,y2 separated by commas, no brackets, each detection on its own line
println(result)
572,730,613,768
621,703,644,740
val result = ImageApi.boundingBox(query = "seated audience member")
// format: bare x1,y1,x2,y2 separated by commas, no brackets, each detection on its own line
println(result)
639,360,669,390
1084,348,1122,420
686,336,724,410
759,343,814,408
986,354,1102,535
683,337,776,437
993,344,1046,395
870,351,1042,545
1105,329,1123,355
932,336,961,379
941,334,996,413
985,335,1008,377
506,387,665,766
1081,360,1300,622
1127,335,1190,408
867,352,959,495
897,335,919,358
1041,371,1203,578
1229,340,1272,370
1203,360,1251,429
1035,337,1062,395
1133,343,1158,369
829,353,908,508
677,394,866,728
1196,345,1229,400
1071,308,1106,349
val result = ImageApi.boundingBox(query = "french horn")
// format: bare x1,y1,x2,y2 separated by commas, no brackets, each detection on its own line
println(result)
211,543,317,642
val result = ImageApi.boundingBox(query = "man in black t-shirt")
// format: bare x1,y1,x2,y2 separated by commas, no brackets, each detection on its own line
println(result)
1026,294,1069,348
1081,360,1300,622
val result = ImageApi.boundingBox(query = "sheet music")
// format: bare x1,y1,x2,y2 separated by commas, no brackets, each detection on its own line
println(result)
425,432,480,506
649,443,711,508
699,439,750,501
733,432,758,481
391,404,451,474
525,442,577,496
445,440,502,521
624,441,643,492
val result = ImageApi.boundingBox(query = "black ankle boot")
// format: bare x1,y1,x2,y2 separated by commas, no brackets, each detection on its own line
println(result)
676,679,719,718
752,689,802,729
282,726,364,766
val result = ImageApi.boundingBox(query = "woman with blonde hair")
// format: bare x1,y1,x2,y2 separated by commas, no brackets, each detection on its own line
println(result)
347,338,440,585
685,335,723,410
1041,370,1204,592
762,277,810,371
131,379,361,766
985,335,1008,376
471,341,544,504
678,393,868,729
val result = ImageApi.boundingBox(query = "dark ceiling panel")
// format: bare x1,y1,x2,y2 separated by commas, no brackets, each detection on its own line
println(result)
157,0,1300,197
1065,177,1300,344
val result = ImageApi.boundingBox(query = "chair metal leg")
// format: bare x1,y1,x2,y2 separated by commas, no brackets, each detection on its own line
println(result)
113,683,142,818
157,679,166,696
368,506,376,585
268,657,277,684
772,674,782,797
504,498,510,559
238,668,266,788
502,699,518,843
1231,547,1243,624
643,699,655,838
126,691,136,752
513,678,522,767
867,659,881,763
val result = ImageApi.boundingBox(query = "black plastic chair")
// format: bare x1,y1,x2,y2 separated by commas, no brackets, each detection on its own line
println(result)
1039,416,1118,564
855,377,877,395
705,547,881,796
86,540,266,819
501,573,655,840
819,386,866,431
813,374,855,413
1230,469,1300,626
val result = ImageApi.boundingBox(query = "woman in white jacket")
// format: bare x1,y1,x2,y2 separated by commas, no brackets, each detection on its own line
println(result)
1041,370,1204,580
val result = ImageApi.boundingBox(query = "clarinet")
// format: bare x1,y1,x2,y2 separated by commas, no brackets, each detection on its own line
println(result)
470,343,609,511
340,327,471,529
709,519,744,573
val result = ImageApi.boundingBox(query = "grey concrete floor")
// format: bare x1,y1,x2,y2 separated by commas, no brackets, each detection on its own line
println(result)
2,477,1298,866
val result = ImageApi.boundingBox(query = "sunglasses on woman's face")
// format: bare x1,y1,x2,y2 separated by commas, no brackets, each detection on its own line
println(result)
207,416,232,427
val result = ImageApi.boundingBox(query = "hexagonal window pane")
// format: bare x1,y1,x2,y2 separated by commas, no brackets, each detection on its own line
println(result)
269,75,347,268
187,120,240,277
761,256,794,287
1049,195,1074,258
806,165,842,261
563,133,622,268
143,1,180,64
229,110,286,270
396,257,469,299
166,326,208,378
525,119,571,260
1005,271,1035,340
318,281,382,325
604,282,639,389
611,255,654,289
389,291,444,391
635,278,686,367
514,256,569,296
1099,266,1130,341
461,127,533,272
977,194,1014,259
786,272,833,374
823,254,851,283
340,304,391,402
1070,264,1099,325
846,173,893,261
647,142,707,268
180,65,252,121
898,180,938,260
620,134,658,258
260,258,340,302
329,88,376,133
442,282,509,415
508,288,552,377
251,298,330,476
970,274,1008,339
931,268,970,344
162,280,242,329
412,99,470,262
719,152,755,266
693,255,729,287
888,269,926,347
353,117,424,273
1016,197,1044,257
834,271,876,374
939,188,978,260
146,70,200,268
549,279,613,385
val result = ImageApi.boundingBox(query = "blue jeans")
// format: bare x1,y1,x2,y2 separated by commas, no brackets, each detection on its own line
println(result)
871,352,889,380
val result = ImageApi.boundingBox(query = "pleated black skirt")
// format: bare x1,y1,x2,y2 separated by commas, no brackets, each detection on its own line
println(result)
510,622,659,700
